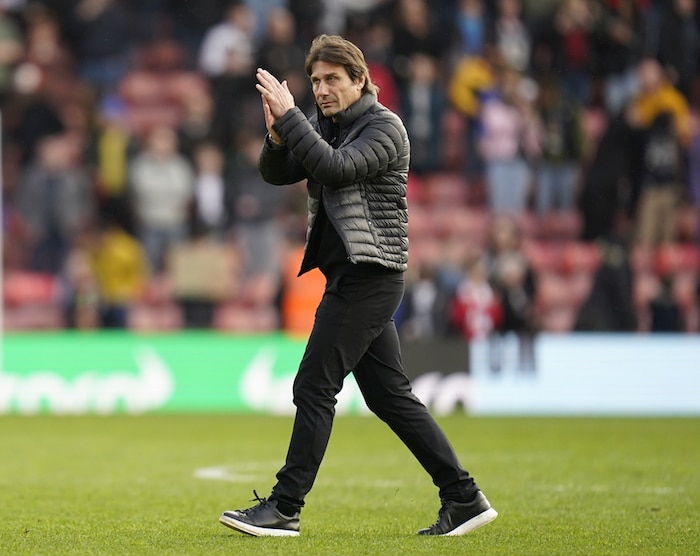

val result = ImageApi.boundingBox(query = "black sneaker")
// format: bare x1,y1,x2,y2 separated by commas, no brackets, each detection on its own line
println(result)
417,491,498,536
219,491,300,537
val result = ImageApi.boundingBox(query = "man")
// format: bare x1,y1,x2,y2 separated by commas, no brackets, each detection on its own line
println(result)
219,34,497,537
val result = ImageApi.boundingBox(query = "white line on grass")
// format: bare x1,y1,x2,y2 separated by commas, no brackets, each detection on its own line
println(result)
194,464,403,488
549,484,681,495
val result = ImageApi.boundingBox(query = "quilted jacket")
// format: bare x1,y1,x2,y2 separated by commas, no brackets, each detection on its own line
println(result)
259,93,410,275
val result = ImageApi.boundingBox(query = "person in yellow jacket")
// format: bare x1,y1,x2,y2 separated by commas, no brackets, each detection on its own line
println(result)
627,57,691,145
449,55,496,119
91,220,150,328
448,53,496,180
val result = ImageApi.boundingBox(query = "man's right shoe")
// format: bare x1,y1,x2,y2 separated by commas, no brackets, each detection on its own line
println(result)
219,491,300,537
417,491,498,536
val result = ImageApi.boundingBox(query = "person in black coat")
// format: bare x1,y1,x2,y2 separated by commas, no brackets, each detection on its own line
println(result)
218,33,498,539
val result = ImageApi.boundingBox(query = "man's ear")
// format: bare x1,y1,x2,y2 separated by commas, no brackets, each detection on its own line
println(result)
356,75,366,90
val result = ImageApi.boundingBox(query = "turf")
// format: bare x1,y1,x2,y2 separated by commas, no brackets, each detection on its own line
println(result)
0,415,697,555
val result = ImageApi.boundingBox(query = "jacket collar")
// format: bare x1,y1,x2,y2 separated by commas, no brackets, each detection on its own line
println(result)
316,92,377,130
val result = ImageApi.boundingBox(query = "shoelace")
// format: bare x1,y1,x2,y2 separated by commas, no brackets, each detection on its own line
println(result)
427,500,452,530
241,490,271,514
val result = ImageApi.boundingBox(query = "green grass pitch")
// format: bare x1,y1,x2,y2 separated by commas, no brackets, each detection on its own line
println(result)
1,414,698,555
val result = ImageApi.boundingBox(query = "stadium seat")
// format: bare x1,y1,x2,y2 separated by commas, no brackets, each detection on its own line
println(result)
422,173,470,206
128,274,183,331
128,303,184,331
655,243,700,275
535,211,582,241
445,206,491,245
2,305,63,330
3,271,58,306
560,241,601,275
213,302,279,333
535,271,571,309
523,240,560,274
538,306,578,333
407,203,433,238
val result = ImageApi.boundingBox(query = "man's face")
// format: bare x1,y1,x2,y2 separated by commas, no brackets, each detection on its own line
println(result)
310,61,365,118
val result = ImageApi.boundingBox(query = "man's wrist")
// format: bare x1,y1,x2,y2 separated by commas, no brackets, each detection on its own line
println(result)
266,133,285,148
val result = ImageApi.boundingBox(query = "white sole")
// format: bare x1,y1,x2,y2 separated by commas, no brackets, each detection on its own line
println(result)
443,507,498,537
219,513,300,537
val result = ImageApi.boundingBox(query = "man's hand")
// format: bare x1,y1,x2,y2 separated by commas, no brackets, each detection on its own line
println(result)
256,68,295,144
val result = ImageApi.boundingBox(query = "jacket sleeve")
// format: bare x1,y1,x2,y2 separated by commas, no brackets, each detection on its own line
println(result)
272,106,406,190
258,136,309,186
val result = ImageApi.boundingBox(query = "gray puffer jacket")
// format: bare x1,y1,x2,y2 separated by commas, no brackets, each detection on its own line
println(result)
259,93,410,275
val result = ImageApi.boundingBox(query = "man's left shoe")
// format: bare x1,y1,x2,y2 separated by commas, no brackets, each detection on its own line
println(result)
219,491,300,537
417,491,498,536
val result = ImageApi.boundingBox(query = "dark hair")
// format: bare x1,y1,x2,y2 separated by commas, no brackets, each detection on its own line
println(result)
304,34,378,96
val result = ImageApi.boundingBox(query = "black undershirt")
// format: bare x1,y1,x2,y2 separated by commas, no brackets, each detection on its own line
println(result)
304,117,400,280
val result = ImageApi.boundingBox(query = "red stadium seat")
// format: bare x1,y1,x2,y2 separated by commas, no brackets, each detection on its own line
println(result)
560,241,602,275
213,302,279,333
423,173,470,206
3,271,58,306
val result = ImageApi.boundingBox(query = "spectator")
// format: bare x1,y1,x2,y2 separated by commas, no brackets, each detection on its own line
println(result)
626,56,691,215
129,124,194,272
533,75,584,215
648,274,683,332
362,20,400,113
574,234,637,331
209,31,262,147
485,215,537,371
579,115,633,241
448,48,496,183
225,131,289,280
243,0,286,42
593,0,648,115
531,0,597,105
60,228,100,329
23,3,74,76
278,238,325,336
653,0,700,102
399,53,445,173
166,222,239,329
288,0,322,44
450,255,503,341
391,0,446,87
15,133,94,274
454,0,489,57
397,263,453,340
255,6,312,114
0,5,24,103
198,2,255,78
491,251,537,371
9,62,65,165
191,141,227,238
89,94,135,232
91,218,149,328
635,111,685,248
64,0,131,94
626,57,691,146
488,0,531,74
255,7,306,79
478,65,539,214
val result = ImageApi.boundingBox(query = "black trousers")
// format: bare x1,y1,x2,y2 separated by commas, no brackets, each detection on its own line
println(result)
271,271,476,509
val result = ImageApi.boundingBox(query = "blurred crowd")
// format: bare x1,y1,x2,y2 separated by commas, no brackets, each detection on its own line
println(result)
1,0,699,337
